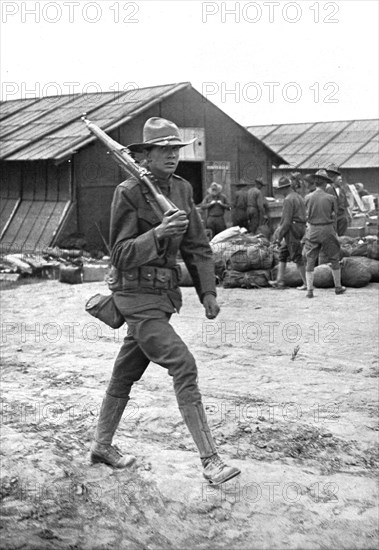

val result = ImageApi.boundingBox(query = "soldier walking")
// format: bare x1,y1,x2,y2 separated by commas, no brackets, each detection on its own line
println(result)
90,117,240,486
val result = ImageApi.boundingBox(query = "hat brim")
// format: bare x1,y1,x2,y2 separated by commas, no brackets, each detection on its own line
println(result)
255,180,267,186
314,174,333,183
277,182,291,189
326,169,341,176
127,137,197,153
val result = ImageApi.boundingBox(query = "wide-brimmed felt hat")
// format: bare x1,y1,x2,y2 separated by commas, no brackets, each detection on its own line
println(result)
255,177,267,186
325,163,341,176
127,117,197,152
209,182,222,193
277,176,292,189
313,169,333,183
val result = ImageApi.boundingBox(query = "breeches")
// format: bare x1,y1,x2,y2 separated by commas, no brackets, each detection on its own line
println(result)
206,216,226,236
279,224,305,264
106,310,201,406
304,225,341,271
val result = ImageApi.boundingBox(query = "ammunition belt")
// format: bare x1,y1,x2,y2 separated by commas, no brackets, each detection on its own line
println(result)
108,265,181,292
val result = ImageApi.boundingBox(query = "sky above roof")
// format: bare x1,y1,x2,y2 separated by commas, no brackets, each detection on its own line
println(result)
1,0,378,126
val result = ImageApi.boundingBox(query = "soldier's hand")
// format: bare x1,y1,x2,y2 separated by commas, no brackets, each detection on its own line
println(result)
155,210,189,240
203,294,220,319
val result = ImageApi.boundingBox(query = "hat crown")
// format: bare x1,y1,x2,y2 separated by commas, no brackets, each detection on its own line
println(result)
277,176,291,188
325,163,341,175
143,117,181,144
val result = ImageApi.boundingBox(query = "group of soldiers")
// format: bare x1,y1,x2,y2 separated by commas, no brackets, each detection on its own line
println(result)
200,176,269,237
270,164,350,298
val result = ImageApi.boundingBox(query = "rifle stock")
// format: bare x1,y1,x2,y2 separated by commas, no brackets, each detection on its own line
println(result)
81,116,178,216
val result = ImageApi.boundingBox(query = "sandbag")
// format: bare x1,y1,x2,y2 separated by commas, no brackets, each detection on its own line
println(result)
351,242,369,257
367,241,379,261
341,257,371,288
270,263,303,287
314,264,334,288
229,244,274,271
223,269,271,289
352,256,379,282
351,256,379,282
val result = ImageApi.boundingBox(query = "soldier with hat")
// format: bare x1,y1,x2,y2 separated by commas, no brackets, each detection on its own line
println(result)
246,177,266,234
270,176,307,290
90,117,241,485
231,180,250,230
325,164,351,236
200,182,230,237
303,170,346,298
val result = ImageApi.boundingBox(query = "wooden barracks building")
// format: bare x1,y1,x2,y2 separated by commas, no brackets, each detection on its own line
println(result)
0,82,284,253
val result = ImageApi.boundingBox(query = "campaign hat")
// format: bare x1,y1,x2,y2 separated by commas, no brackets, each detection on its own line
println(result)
127,117,197,152
313,169,333,183
255,177,267,186
277,176,292,189
325,163,341,176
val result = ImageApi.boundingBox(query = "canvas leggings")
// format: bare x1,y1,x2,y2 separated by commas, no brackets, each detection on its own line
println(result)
106,309,202,406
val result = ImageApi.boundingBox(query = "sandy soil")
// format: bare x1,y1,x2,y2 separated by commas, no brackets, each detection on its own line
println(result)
1,279,378,550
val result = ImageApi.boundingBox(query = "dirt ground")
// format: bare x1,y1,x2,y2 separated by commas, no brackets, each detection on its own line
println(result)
1,278,378,550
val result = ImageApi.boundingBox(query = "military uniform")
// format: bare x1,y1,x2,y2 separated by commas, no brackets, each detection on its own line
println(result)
304,187,341,270
107,173,216,404
200,192,229,236
247,186,265,233
326,183,349,236
232,187,249,229
277,190,306,264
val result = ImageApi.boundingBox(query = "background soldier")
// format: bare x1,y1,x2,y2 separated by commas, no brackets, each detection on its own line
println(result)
90,117,240,486
304,170,346,298
200,182,230,237
325,163,351,236
270,176,307,290
231,181,250,230
247,179,266,234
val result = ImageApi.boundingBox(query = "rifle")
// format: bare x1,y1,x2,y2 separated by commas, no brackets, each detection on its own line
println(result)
81,115,178,217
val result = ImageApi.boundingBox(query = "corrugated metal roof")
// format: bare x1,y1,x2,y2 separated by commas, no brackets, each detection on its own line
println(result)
247,119,379,169
0,83,189,160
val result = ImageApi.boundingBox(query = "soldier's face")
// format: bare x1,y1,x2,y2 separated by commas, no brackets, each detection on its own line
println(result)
146,145,181,178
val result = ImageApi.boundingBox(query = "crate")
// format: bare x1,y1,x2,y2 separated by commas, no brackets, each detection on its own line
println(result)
345,226,366,238
83,264,109,282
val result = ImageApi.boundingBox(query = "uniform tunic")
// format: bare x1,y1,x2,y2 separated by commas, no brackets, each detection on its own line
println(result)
326,184,349,236
277,191,306,264
247,187,265,234
304,187,341,270
106,173,216,404
200,193,229,236
232,188,249,229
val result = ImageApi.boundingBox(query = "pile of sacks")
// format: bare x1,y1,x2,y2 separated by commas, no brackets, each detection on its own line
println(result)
209,227,276,289
178,228,379,290
272,235,379,289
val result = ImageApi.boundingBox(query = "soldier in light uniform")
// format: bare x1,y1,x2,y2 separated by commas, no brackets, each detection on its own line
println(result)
303,170,346,298
90,117,240,486
325,163,351,236
200,182,230,237
270,176,307,290
232,181,250,230
247,179,266,234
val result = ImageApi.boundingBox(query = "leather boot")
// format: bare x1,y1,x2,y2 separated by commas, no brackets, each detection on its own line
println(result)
269,262,286,289
332,269,346,295
179,402,241,485
306,271,314,298
90,394,135,469
296,264,307,290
